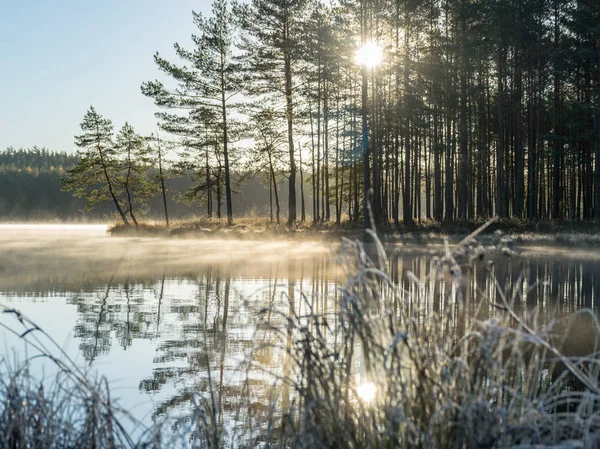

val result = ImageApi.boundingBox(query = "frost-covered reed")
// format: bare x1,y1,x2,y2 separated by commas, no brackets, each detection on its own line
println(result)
243,225,600,449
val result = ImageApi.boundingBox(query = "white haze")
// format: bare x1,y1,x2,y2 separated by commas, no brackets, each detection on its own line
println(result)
0,224,341,292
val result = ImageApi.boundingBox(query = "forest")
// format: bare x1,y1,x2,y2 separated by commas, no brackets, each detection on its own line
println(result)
0,147,293,220
0,147,87,219
62,0,600,227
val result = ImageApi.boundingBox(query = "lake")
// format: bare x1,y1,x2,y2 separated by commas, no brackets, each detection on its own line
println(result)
1,224,600,441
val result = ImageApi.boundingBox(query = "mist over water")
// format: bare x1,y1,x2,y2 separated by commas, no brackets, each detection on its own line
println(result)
0,224,343,433
1,224,600,434
0,224,337,292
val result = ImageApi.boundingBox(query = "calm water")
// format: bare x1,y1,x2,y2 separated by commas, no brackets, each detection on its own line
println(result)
1,224,600,434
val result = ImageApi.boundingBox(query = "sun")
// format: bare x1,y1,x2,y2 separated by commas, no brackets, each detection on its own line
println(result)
356,381,377,403
355,41,383,68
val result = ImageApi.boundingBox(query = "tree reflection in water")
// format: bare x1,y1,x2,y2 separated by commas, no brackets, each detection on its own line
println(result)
5,245,600,443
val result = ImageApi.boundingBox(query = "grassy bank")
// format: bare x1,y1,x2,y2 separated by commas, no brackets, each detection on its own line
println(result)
2,228,600,447
108,216,600,249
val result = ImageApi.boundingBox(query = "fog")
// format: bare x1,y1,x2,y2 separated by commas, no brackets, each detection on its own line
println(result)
0,224,341,292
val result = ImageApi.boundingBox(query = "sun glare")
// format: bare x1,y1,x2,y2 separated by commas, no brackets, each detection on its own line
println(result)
357,382,377,403
355,42,383,68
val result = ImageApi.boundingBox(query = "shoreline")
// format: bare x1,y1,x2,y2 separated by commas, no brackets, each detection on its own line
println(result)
106,217,600,250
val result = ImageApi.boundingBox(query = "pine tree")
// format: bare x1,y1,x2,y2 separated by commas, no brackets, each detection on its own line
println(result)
62,107,130,225
244,105,288,224
142,0,240,224
114,123,155,228
150,132,171,227
237,0,308,226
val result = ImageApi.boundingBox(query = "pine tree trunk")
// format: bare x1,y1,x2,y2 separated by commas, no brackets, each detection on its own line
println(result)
284,52,297,226
221,79,233,225
458,37,468,222
269,168,273,223
371,70,381,224
316,76,322,223
124,142,139,229
514,47,525,219
324,86,330,222
298,142,306,222
594,101,600,224
156,135,169,227
352,105,359,222
552,0,562,220
362,64,370,232
206,148,212,218
445,116,454,222
393,0,401,225
271,158,280,225
335,94,341,225
403,47,412,224
309,98,317,224
98,146,129,227
527,73,538,220
434,106,442,222
216,163,222,219
497,47,507,218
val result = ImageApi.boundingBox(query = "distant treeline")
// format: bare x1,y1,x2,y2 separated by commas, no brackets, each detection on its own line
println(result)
0,147,292,221
0,147,84,219
0,147,78,173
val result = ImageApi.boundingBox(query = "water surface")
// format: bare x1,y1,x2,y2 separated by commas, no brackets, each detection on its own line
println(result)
1,224,600,434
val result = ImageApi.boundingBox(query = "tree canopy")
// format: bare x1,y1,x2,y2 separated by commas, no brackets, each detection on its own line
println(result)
59,0,600,226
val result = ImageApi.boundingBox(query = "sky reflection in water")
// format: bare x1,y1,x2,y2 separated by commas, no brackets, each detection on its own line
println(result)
1,225,600,434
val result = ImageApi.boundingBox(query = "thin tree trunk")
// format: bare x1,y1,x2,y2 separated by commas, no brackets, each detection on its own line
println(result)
514,46,525,218
497,47,507,218
324,84,331,222
316,76,322,223
298,142,306,222
309,97,317,224
206,145,212,218
269,152,280,224
284,50,297,226
98,145,129,226
155,133,169,227
371,67,381,224
458,34,468,222
433,106,441,221
216,166,222,219
403,41,412,224
221,73,233,225
352,104,359,222
335,84,341,225
552,0,562,220
595,101,600,223
124,140,139,229
362,63,370,232
527,74,538,220
269,163,273,222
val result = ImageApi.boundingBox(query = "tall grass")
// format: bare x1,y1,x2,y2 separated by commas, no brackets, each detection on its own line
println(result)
2,223,600,448
245,227,600,448
0,308,195,449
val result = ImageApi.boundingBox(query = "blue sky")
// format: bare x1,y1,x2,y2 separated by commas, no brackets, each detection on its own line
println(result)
0,0,211,153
